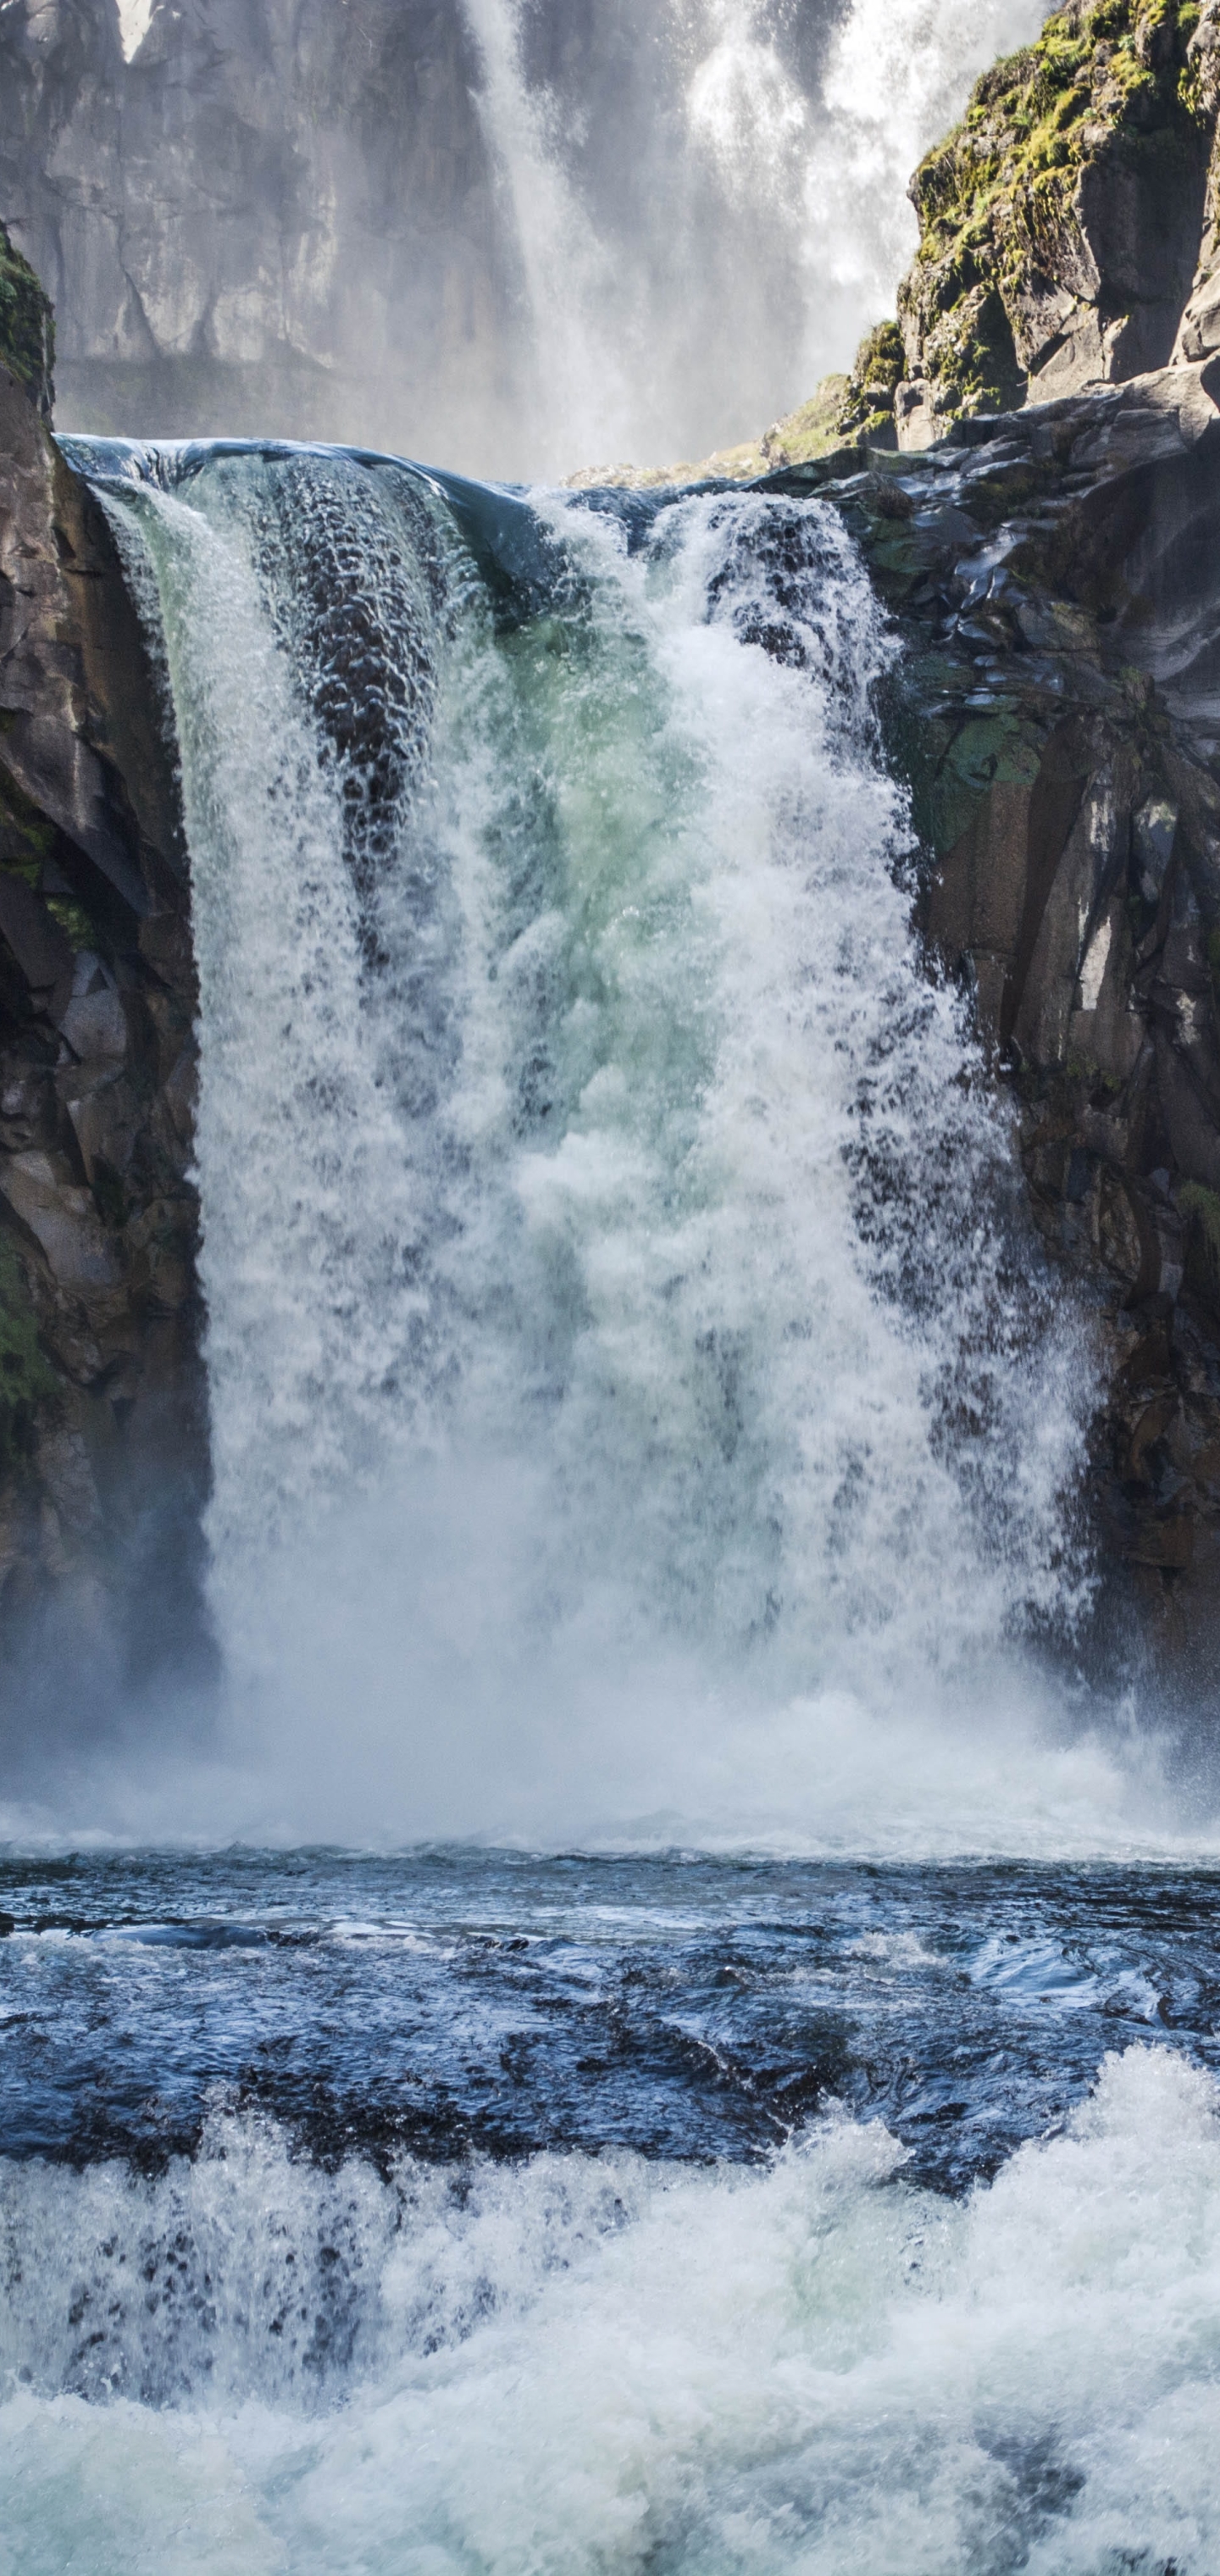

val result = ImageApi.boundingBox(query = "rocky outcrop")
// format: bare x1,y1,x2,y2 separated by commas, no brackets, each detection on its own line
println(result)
0,217,53,419
760,358,1220,1668
894,0,1215,448
0,0,509,459
565,376,852,493
0,352,208,1687
832,321,906,450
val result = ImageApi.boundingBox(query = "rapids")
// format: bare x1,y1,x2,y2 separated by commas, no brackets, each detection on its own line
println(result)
2,1850,1220,2574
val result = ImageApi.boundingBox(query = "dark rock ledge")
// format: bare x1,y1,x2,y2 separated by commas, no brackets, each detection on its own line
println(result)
762,358,1220,1671
0,232,207,1692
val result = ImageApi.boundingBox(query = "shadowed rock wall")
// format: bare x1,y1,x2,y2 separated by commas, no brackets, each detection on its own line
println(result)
0,341,208,1689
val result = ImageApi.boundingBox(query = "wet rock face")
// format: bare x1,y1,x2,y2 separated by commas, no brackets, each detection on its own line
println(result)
0,0,507,458
0,216,53,419
763,360,1220,1667
0,356,208,1685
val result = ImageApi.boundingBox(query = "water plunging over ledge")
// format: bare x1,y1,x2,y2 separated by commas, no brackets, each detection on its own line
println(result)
39,433,1134,1855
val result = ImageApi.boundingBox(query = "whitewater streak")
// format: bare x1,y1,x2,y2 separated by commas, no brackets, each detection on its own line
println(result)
458,0,1051,472
52,435,1134,1853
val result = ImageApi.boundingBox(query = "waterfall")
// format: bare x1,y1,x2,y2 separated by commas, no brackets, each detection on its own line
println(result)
457,0,1051,474
74,435,1100,1847
458,0,635,477
116,0,153,58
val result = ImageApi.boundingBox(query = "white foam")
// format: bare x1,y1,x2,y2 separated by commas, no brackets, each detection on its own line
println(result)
39,458,1212,1860
3,2048,1219,2569
66,458,1154,1857
117,0,154,61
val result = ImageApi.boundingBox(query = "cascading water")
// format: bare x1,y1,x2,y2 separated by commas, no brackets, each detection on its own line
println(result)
52,432,1132,1854
453,0,1052,473
5,3,1218,2545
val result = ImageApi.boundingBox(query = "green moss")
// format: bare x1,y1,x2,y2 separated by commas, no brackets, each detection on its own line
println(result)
0,770,55,885
0,220,53,418
900,0,1206,430
0,772,100,956
765,375,851,464
0,1235,58,1474
836,321,907,441
44,894,96,950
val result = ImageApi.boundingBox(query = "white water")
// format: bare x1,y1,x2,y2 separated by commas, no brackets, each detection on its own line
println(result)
116,0,154,59
3,2045,1220,2571
458,0,1051,473
35,439,1187,1863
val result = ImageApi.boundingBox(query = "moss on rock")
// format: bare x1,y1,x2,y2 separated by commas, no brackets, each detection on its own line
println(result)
835,320,907,444
899,0,1211,433
0,220,53,419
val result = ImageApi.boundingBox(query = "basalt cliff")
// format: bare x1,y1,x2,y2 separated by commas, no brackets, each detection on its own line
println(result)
769,365,1220,1674
771,0,1220,1671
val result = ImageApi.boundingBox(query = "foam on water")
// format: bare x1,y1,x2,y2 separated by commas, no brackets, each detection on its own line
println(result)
1,2046,1217,2571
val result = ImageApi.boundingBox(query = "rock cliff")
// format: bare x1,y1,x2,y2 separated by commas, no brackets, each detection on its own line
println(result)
0,0,512,460
0,217,54,419
893,0,1220,447
0,319,207,1698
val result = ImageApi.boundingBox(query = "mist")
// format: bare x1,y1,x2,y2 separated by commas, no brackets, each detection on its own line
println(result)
28,0,1056,479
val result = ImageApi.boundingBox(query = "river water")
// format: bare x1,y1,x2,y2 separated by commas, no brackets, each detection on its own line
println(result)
3,1851,1220,2571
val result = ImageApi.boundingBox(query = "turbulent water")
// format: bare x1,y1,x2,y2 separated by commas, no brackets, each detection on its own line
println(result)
3,433,1211,2568
3,1850,1220,2573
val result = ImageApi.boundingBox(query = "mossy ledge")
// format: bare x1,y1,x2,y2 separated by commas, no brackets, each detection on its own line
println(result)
0,219,53,419
894,0,1218,442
